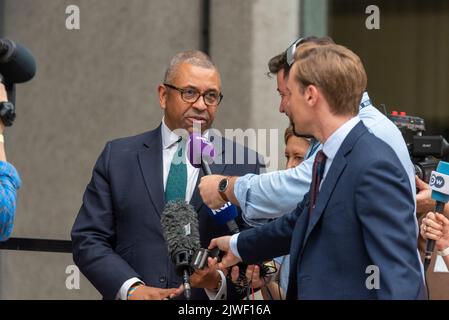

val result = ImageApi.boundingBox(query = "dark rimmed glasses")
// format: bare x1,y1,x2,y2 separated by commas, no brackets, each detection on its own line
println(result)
164,83,223,107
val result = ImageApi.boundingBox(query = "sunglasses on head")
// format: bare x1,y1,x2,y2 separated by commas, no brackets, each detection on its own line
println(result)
286,37,305,66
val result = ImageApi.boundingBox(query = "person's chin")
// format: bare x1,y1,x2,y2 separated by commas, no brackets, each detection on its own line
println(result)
183,119,210,133
292,123,313,139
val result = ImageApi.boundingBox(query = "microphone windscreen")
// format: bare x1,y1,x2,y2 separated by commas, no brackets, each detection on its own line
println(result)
430,161,449,203
160,200,201,260
187,132,215,168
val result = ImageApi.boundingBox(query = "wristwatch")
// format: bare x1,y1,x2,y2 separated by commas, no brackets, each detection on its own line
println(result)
218,177,230,202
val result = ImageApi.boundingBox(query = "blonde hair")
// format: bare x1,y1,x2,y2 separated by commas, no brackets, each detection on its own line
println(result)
292,43,367,116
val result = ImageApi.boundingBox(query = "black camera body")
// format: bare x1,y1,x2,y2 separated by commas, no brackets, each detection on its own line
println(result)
0,65,17,127
388,112,449,183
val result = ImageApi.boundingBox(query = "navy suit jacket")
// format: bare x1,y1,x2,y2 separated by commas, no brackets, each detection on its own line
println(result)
71,125,263,299
237,122,426,299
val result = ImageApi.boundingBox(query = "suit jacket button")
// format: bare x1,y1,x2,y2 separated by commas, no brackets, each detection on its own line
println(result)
159,276,166,283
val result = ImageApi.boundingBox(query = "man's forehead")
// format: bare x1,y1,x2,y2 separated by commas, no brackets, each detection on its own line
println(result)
173,63,221,87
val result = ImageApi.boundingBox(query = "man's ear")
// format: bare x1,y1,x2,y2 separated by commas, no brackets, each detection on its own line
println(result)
158,84,167,110
305,85,319,107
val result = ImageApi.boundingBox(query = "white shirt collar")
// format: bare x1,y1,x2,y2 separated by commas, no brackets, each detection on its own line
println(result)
322,116,361,161
161,117,182,149
161,117,210,149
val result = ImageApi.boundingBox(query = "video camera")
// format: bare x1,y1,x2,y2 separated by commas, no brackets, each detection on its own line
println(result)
0,39,36,126
388,111,449,183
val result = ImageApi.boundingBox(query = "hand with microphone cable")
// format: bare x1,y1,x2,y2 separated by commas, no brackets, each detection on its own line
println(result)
208,236,241,270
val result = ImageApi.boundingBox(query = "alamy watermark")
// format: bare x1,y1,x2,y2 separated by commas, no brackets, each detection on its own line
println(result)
170,122,280,171
65,265,80,290
366,5,380,30
365,265,380,290
66,5,80,30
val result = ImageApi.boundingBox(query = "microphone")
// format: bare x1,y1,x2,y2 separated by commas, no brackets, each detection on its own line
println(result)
0,39,37,84
187,132,267,292
209,202,240,234
187,132,240,233
160,200,201,300
424,161,449,271
187,131,215,175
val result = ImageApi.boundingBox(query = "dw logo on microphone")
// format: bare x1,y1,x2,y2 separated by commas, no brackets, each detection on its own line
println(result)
430,174,445,189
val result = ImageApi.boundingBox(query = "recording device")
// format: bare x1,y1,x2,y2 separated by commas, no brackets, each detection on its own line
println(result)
160,200,222,298
423,161,449,271
0,39,37,126
388,111,449,183
160,200,201,300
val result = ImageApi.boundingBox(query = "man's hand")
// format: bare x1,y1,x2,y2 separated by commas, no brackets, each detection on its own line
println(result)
190,257,222,290
199,175,227,209
416,176,435,215
231,264,266,289
209,236,241,269
127,284,183,300
421,212,449,251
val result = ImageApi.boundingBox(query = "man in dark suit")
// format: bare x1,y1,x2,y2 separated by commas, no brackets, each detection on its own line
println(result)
209,43,426,299
71,51,264,300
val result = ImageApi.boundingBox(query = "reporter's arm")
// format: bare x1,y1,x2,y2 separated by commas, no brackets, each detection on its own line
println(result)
233,145,316,226
0,84,21,241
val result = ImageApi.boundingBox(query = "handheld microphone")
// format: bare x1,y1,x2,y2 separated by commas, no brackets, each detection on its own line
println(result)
160,200,201,300
209,202,240,234
187,132,240,233
187,132,266,291
424,161,449,271
0,39,36,84
187,131,215,175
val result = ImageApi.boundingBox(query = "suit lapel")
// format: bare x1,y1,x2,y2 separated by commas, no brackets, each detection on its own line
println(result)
301,121,367,247
138,125,165,218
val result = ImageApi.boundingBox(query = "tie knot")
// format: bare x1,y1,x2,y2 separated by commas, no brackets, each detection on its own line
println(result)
315,150,327,163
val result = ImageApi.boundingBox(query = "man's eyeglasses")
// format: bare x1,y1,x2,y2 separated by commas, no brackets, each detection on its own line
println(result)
164,83,223,107
286,37,305,67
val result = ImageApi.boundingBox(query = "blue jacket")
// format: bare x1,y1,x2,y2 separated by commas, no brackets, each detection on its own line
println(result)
71,125,263,299
237,122,425,299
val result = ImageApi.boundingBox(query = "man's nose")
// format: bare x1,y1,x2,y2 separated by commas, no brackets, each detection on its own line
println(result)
192,95,208,111
279,102,285,113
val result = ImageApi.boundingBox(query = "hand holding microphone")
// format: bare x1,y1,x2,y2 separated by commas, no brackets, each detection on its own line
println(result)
422,161,449,271
421,212,449,252
208,236,242,270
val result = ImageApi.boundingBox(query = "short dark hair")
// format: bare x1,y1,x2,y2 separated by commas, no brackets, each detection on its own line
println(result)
164,50,217,83
267,36,335,78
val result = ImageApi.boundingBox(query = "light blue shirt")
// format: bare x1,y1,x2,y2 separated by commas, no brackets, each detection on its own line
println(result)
235,92,416,226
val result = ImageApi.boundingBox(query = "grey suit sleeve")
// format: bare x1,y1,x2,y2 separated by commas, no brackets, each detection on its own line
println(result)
355,158,423,299
71,142,140,299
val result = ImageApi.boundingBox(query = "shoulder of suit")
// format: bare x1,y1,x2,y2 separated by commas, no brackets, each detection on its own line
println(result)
106,127,160,149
